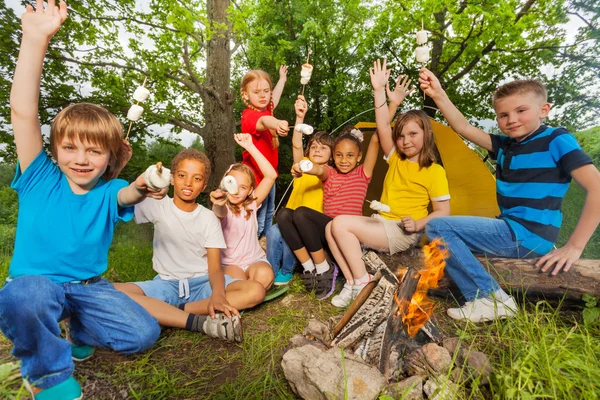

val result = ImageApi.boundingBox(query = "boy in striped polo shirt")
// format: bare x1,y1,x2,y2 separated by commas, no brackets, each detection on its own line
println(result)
418,68,600,323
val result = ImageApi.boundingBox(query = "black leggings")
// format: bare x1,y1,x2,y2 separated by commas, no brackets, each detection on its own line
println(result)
277,206,332,253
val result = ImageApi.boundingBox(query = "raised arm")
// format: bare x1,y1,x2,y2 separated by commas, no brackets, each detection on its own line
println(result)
271,65,288,109
418,68,492,152
362,131,380,178
234,133,276,206
11,0,68,171
370,59,395,157
387,74,416,124
292,95,307,163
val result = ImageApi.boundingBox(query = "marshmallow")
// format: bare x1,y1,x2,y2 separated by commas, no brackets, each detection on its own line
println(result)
416,30,428,45
144,162,171,190
301,63,313,79
127,104,144,121
295,123,314,135
300,77,310,85
298,159,313,172
133,86,150,102
220,175,239,195
415,46,430,63
369,200,391,213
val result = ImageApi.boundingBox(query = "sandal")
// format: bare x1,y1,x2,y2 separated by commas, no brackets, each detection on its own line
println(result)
314,262,339,300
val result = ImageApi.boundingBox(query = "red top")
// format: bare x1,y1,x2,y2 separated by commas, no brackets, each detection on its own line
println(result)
241,107,278,185
323,164,371,218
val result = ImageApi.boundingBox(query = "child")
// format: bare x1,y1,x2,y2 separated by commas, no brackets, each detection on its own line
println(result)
240,67,290,238
278,126,380,300
114,149,267,343
419,67,600,322
267,95,334,285
326,60,451,308
0,3,164,398
210,133,277,289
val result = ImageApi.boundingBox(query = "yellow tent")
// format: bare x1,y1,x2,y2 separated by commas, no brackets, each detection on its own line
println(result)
355,120,500,218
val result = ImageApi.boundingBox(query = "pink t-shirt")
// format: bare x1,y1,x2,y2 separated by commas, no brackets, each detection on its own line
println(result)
220,201,265,266
323,164,371,218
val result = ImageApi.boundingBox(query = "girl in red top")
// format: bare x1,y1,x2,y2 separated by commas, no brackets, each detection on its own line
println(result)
240,67,290,237
279,129,379,300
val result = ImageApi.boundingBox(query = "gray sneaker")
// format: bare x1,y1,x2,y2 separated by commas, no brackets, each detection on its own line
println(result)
202,313,243,343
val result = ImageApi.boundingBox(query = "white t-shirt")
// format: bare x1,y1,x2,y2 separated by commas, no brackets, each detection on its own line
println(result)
135,197,226,280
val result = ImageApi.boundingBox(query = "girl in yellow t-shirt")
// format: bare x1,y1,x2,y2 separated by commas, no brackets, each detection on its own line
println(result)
327,60,451,307
266,96,334,286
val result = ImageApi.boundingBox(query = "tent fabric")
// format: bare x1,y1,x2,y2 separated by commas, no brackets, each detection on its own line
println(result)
354,121,500,218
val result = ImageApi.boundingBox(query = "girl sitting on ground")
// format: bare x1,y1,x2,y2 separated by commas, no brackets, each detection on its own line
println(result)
278,127,380,300
210,133,277,290
326,59,451,308
267,95,334,285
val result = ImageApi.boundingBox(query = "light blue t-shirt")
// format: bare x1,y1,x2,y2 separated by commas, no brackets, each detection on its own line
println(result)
9,150,134,283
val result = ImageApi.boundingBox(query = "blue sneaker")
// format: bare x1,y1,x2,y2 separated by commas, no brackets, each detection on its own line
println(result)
274,271,293,286
71,344,95,362
25,376,82,400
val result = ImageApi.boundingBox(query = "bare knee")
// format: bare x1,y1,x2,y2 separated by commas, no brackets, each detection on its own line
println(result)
249,264,274,289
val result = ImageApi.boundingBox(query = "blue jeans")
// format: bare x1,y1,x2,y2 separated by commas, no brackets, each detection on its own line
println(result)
266,224,297,275
257,184,276,238
426,216,541,301
0,276,160,389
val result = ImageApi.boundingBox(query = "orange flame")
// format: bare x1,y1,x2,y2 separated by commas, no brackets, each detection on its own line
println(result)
395,238,448,337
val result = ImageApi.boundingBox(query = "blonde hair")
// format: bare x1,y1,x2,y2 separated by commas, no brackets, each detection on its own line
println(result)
240,70,278,148
50,103,124,180
392,110,437,169
492,79,547,106
224,163,257,220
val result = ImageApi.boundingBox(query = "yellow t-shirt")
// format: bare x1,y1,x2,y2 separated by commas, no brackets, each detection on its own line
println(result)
379,150,450,221
285,158,324,212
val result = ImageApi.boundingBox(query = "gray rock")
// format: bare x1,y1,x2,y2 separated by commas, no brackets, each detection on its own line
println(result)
304,319,332,345
281,345,386,400
407,343,452,376
423,376,461,400
384,375,423,400
463,350,492,385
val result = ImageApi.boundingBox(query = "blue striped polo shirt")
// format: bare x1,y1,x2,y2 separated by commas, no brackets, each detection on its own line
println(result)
489,125,593,255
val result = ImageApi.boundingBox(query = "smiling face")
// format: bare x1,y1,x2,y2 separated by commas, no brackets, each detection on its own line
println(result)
308,140,332,165
226,169,253,205
242,78,272,111
172,158,207,211
494,92,550,141
333,139,362,174
396,120,425,162
56,136,110,194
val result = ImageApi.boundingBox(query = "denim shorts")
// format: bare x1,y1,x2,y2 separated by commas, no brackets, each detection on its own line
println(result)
134,274,237,306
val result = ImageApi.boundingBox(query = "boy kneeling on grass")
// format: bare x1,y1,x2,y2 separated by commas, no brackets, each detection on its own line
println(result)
419,68,600,323
115,148,267,343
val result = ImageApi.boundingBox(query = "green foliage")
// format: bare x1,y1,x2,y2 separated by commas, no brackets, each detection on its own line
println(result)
582,294,600,327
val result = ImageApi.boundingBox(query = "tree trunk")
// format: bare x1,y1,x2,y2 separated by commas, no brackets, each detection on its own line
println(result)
204,0,236,189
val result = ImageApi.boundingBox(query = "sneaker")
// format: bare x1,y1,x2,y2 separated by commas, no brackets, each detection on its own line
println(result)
447,296,518,323
71,344,95,362
331,283,356,307
25,376,82,400
314,262,339,300
202,313,243,343
274,271,293,286
301,269,316,291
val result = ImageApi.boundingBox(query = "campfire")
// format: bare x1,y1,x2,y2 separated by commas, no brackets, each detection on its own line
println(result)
282,241,493,400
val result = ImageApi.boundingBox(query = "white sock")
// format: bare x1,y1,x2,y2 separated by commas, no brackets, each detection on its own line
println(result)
492,289,511,302
315,260,330,274
302,259,315,272
355,273,372,285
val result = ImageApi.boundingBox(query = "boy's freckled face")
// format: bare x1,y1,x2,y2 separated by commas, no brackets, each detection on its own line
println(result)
56,136,110,194
494,92,550,141
172,159,207,205
226,170,252,205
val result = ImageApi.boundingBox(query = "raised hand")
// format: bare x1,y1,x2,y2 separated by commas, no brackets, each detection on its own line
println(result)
369,59,390,91
22,0,68,41
234,133,254,149
387,75,416,106
418,67,444,99
291,163,303,178
279,65,288,81
294,95,307,119
210,189,227,206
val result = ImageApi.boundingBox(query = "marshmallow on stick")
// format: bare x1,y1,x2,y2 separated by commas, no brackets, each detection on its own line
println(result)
298,159,313,172
369,200,391,213
300,50,312,95
416,19,429,100
144,162,171,190
126,77,150,140
294,123,314,135
133,86,150,102
220,175,239,195
127,104,144,121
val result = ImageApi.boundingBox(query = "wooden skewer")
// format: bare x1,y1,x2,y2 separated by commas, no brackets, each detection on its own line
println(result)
421,19,427,102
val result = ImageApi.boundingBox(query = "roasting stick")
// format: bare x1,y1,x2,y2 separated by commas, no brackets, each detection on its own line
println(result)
125,76,149,140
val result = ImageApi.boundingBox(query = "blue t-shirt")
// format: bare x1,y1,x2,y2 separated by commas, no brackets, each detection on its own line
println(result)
490,125,593,255
9,150,134,283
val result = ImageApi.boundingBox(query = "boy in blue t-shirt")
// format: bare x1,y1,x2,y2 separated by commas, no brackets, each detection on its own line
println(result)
0,2,168,399
418,68,600,323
